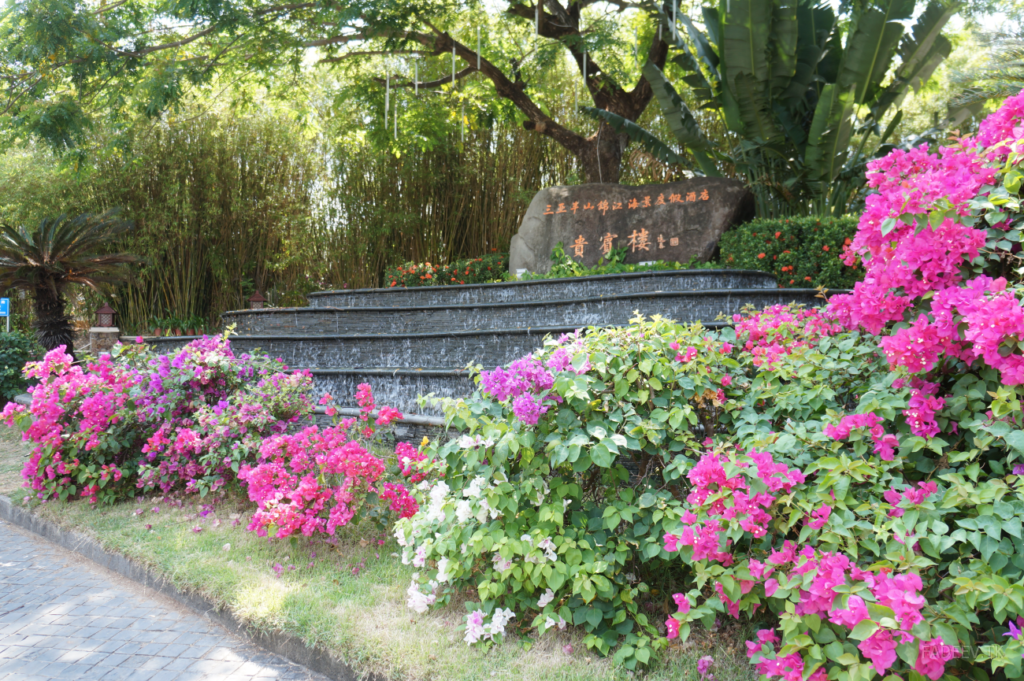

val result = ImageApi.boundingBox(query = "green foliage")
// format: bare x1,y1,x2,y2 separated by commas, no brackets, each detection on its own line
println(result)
949,32,1024,123
0,330,41,402
400,316,731,670
385,253,508,288
590,0,957,217
716,215,862,289
0,0,681,183
148,315,208,335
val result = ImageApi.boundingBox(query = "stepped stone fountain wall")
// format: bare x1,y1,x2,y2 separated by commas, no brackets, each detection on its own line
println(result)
134,270,837,429
306,269,776,308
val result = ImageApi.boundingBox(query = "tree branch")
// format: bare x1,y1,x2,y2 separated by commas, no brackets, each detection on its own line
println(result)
366,66,478,88
409,30,586,153
318,49,432,64
304,33,366,48
110,24,220,58
91,0,131,16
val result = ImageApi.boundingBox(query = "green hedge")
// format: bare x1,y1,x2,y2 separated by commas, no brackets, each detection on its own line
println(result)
717,215,862,289
385,253,508,288
0,330,41,402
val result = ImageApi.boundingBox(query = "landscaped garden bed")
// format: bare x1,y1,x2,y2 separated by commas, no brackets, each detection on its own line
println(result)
0,428,752,681
0,338,750,681
3,89,1024,681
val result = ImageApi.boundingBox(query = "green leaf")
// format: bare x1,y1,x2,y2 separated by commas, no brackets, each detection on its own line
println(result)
849,620,879,640
547,571,565,591
804,84,856,181
837,0,913,105
591,444,615,468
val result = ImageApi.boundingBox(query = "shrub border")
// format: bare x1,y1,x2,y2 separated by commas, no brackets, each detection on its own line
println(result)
0,494,380,681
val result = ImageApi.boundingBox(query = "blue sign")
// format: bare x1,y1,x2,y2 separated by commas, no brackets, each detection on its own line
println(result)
0,298,7,317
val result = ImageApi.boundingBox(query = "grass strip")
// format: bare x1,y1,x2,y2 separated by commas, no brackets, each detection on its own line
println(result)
0,424,753,681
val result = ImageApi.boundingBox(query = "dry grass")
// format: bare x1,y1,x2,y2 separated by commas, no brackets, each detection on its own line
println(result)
0,423,754,681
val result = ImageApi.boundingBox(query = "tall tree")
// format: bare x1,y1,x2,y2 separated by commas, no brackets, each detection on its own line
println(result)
589,0,959,216
0,0,678,183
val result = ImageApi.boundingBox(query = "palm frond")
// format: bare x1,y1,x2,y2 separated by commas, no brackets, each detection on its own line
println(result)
0,210,137,353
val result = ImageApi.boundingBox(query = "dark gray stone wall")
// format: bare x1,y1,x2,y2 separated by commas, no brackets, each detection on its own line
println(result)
129,271,838,421
308,369,472,417
225,289,828,335
305,269,777,309
223,327,563,372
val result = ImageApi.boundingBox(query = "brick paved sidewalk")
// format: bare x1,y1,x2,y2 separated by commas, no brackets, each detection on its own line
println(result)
0,518,330,681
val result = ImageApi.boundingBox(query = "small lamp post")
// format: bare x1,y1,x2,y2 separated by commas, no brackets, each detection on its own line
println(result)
249,291,267,310
91,304,119,356
96,303,117,328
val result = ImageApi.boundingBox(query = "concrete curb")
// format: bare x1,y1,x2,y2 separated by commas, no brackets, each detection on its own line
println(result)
0,494,382,681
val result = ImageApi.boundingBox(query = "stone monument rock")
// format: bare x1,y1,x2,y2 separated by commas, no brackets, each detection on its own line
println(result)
509,178,755,274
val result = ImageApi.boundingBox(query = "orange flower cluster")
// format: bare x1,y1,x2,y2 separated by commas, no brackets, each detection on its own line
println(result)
385,253,508,289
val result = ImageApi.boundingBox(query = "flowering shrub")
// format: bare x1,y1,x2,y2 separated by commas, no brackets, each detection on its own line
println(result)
659,90,1024,680
398,89,1024,675
1,336,419,539
385,252,507,288
132,336,314,496
1,346,142,504
717,216,862,289
239,384,422,538
396,317,749,669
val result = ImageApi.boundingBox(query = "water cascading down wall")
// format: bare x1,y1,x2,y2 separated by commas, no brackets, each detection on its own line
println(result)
133,270,830,438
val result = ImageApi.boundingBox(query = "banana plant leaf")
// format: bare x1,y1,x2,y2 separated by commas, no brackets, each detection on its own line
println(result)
720,0,773,94
870,1,958,120
782,0,836,111
579,106,721,178
641,62,715,151
837,0,914,105
733,72,785,143
579,107,686,167
677,14,721,81
805,83,856,182
769,0,800,101
702,6,722,49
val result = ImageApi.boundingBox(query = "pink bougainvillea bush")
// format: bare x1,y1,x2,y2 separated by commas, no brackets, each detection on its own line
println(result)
0,337,422,539
666,90,1024,680
239,383,424,538
396,92,1024,675
0,335,311,504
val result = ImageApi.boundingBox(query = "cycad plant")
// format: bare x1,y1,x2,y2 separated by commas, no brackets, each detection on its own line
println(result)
0,211,138,358
587,0,957,217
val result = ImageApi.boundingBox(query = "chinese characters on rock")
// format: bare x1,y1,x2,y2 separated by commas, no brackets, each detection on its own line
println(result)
542,189,709,258
543,189,710,218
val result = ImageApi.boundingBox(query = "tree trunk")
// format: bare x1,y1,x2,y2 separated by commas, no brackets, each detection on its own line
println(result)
33,285,75,361
577,123,628,185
